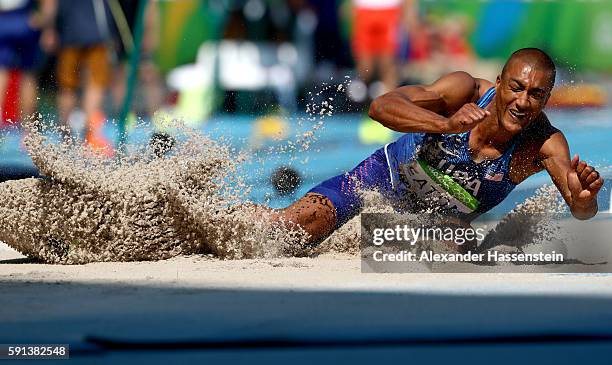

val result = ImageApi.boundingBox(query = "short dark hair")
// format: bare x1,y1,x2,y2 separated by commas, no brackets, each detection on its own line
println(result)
501,48,556,88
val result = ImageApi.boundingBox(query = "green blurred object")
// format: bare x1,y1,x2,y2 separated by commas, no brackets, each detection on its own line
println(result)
157,0,227,73
117,0,147,150
426,0,612,72
178,86,214,127
150,0,612,74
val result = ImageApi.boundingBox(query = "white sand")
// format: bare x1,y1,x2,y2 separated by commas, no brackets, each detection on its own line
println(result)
2,241,611,295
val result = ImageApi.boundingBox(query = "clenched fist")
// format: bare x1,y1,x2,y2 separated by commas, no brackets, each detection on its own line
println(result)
446,103,490,133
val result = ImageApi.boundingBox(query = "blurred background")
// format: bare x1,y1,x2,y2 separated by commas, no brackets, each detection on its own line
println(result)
0,0,611,216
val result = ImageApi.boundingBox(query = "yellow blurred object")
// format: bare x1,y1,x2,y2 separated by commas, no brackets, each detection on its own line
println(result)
253,115,289,141
358,116,394,145
548,85,607,108
176,86,213,128
151,108,176,133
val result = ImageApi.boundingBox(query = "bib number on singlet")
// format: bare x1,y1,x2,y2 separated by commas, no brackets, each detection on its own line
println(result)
398,159,480,214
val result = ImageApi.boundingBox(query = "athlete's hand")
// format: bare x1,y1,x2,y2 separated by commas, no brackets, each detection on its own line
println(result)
567,154,604,208
446,103,490,133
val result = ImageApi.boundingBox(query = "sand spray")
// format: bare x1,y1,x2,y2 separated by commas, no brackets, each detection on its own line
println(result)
0,78,579,264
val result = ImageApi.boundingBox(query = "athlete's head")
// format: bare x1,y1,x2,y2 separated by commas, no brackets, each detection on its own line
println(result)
495,48,556,133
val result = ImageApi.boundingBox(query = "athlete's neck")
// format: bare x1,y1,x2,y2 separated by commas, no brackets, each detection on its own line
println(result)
471,99,515,152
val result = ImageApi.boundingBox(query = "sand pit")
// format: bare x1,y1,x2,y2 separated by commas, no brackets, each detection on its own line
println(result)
3,238,612,345
3,224,612,363
0,99,605,269
1,115,611,362
2,235,611,292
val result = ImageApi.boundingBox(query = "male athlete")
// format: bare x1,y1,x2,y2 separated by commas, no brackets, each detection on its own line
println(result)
274,48,604,243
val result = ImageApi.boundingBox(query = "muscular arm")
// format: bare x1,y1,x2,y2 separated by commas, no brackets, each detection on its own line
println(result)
540,132,603,219
368,71,486,133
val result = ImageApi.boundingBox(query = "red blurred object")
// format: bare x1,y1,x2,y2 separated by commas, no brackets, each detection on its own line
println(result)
2,69,21,126
409,32,431,61
166,90,179,106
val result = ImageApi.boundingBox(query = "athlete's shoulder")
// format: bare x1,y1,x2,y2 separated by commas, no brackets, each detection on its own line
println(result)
536,112,567,155
523,112,561,142
475,78,494,98
426,71,482,110
510,113,564,183
518,112,565,160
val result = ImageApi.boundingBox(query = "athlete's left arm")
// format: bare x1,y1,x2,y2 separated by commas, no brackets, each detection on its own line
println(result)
539,132,604,220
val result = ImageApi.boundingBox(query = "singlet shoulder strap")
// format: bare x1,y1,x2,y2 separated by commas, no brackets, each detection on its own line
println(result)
476,87,495,108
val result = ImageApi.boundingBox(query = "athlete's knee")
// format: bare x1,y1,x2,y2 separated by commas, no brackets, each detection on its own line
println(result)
280,192,337,242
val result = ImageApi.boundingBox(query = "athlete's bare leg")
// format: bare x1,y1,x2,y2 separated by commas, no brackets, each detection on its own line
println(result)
356,55,375,84
19,72,37,118
269,193,479,251
57,87,77,127
378,54,398,92
267,193,337,243
0,69,9,118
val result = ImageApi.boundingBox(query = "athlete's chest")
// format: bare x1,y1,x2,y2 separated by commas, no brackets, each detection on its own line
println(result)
417,135,508,195
394,134,515,214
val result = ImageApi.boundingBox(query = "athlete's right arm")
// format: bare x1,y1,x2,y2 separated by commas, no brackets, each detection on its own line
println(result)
368,71,490,133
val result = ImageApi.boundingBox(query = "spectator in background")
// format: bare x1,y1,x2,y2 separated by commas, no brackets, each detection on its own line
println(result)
110,0,163,121
0,0,54,123
350,0,419,99
42,0,113,155
402,13,476,84
436,15,474,69
309,0,350,68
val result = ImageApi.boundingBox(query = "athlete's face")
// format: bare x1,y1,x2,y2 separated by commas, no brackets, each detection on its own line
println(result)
494,60,553,134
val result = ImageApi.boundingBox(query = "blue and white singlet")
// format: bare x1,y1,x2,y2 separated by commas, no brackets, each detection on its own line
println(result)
309,87,519,226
